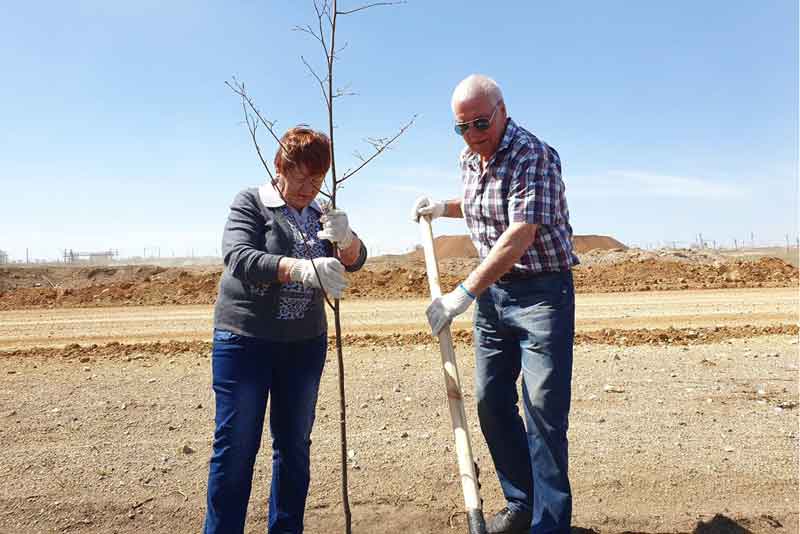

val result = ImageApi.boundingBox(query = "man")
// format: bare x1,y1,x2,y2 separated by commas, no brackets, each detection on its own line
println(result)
412,74,578,534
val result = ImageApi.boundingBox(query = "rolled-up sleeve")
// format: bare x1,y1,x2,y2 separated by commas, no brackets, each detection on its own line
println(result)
507,146,563,226
221,191,283,284
344,237,368,272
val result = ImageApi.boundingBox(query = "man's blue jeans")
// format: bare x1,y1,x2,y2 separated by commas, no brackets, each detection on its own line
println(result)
474,270,574,534
204,329,327,534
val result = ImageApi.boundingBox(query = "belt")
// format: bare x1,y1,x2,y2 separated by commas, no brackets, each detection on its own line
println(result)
497,269,565,284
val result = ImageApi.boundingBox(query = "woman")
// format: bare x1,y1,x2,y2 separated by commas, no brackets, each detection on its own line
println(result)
204,126,367,534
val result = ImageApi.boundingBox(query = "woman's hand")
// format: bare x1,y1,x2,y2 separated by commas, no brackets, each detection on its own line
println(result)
287,257,348,298
317,209,354,248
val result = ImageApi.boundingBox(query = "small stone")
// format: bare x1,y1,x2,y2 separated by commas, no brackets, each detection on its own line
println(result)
347,449,355,459
400,431,409,438
148,378,157,384
603,385,625,393
374,394,383,401
5,410,16,417
393,384,401,393
195,403,203,409
359,403,368,409
724,447,734,453
180,444,195,455
79,357,90,363
404,396,412,402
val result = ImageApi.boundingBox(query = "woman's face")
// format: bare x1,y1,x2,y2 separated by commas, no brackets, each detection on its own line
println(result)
276,164,326,210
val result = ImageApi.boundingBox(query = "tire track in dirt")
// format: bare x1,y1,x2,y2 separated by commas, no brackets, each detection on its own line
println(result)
2,324,797,360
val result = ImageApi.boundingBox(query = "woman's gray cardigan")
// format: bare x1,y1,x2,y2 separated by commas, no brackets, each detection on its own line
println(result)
213,187,367,341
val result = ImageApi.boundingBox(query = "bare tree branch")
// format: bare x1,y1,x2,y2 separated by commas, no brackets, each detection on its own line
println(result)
332,83,357,99
241,103,275,182
333,41,349,58
225,78,288,154
336,1,405,15
339,115,416,183
301,55,331,110
313,0,331,60
292,24,325,47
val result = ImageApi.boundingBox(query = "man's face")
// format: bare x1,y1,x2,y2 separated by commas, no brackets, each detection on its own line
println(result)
453,95,507,160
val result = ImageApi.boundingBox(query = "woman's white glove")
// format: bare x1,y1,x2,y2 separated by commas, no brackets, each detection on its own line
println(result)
426,284,475,335
411,197,446,222
317,209,354,248
289,257,348,298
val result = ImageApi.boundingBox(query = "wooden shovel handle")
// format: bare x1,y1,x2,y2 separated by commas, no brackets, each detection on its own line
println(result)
418,216,486,532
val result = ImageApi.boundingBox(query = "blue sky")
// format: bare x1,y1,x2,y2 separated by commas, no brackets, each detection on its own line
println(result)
1,1,797,261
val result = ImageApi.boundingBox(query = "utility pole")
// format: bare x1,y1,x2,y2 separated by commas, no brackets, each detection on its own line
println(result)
26,248,29,264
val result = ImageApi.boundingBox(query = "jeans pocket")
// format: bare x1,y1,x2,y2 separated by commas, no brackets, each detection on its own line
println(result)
213,329,244,343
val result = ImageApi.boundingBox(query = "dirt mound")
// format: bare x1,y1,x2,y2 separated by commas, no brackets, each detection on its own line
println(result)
573,234,627,253
573,256,799,292
0,269,220,309
400,234,626,261
403,235,477,261
0,254,797,309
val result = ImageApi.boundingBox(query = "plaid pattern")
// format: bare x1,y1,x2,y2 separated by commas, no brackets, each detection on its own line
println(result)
461,118,579,273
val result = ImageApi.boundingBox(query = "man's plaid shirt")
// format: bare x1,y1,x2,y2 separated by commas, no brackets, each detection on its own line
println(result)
460,118,579,273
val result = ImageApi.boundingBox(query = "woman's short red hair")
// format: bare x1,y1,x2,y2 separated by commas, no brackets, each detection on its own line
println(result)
274,126,331,177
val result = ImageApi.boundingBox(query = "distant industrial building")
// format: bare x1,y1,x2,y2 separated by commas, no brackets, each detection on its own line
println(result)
0,250,8,265
63,249,119,264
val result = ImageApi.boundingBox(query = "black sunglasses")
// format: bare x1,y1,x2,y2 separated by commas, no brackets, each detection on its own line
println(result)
453,105,499,136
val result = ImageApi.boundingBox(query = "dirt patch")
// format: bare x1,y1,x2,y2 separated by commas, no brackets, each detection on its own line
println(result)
1,334,797,533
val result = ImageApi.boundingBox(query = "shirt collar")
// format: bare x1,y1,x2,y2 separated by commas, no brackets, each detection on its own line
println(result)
495,117,517,155
258,180,323,213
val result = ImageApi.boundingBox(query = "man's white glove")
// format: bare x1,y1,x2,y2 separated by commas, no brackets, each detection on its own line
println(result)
317,209,354,248
411,197,446,222
289,257,348,298
426,283,475,336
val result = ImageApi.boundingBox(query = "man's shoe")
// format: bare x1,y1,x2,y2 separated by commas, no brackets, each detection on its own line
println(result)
486,507,531,534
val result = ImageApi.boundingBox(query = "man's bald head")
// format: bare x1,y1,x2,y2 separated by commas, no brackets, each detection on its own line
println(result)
451,74,504,111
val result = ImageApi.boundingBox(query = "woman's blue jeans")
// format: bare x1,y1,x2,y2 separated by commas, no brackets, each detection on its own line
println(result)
204,329,327,534
474,271,574,534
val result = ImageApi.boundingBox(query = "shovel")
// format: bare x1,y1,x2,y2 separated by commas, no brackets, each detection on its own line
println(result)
418,216,487,534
